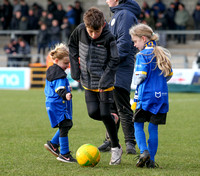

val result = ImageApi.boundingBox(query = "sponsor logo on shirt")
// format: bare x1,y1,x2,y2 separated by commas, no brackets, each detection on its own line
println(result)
155,92,168,98
155,92,161,98
111,18,115,26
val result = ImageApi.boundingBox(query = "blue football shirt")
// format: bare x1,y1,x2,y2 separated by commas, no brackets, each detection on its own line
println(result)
134,45,172,114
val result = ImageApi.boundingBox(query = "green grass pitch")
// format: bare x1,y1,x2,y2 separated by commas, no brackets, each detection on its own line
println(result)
0,90,200,176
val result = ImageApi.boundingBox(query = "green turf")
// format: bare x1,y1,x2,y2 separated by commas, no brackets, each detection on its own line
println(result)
0,90,200,176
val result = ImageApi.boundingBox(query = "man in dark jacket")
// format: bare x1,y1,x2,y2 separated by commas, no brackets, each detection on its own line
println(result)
98,0,141,154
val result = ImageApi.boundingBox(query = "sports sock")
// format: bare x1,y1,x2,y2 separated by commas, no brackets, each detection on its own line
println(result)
59,136,69,155
51,129,59,145
134,122,148,154
148,123,158,161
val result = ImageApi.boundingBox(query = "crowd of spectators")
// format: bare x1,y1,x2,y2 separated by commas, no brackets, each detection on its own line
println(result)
1,0,200,66
139,0,200,45
1,0,83,66
4,37,31,66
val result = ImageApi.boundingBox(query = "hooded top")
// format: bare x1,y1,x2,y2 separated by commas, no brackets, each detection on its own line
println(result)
109,0,141,92
46,64,67,82
45,64,72,128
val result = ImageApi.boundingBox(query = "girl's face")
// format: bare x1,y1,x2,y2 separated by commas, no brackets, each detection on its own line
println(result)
106,0,119,7
55,57,70,70
131,35,147,51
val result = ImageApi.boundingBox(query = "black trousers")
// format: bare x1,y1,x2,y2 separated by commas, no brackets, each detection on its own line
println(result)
113,86,136,145
58,118,73,137
85,90,119,148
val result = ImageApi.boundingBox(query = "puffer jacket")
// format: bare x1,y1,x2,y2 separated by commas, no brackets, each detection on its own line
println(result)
68,23,119,90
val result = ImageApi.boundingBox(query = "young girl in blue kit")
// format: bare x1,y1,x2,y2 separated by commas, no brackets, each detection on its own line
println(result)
44,43,76,163
129,23,173,168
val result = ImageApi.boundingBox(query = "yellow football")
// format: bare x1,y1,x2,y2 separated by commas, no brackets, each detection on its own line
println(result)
76,144,100,167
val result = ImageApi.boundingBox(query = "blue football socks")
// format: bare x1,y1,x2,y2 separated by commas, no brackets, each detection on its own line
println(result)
148,123,158,161
134,122,148,154
51,129,60,145
59,136,69,155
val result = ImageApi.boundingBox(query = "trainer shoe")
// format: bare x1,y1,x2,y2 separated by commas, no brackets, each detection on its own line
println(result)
136,150,150,167
126,142,136,154
109,146,123,165
44,141,59,157
146,160,159,168
57,152,77,163
98,140,111,152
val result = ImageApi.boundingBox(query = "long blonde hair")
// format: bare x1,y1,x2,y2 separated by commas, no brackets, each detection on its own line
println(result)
49,43,69,62
129,23,172,77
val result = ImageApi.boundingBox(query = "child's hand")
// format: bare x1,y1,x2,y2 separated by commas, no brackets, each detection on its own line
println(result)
131,102,137,111
66,93,72,100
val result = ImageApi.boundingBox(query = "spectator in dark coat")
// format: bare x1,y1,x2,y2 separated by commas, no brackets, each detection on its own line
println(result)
151,0,166,22
26,8,39,44
20,0,29,17
38,10,48,26
32,3,43,19
192,3,200,40
47,0,57,15
46,12,53,28
19,15,28,30
10,10,22,29
165,2,176,40
1,0,13,29
37,23,49,57
18,39,30,54
4,39,18,67
10,11,28,31
74,1,83,26
54,3,66,27
18,39,31,66
27,9,39,30
48,19,60,49
165,2,176,30
61,17,72,43
155,11,167,46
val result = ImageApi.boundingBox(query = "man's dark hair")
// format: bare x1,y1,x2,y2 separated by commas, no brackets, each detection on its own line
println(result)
83,7,104,30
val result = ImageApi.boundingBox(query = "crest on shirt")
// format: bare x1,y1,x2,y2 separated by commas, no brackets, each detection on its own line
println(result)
155,92,161,98
111,18,115,26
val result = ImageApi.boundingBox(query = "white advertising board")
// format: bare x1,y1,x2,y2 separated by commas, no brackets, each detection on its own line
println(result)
0,67,30,90
131,69,200,90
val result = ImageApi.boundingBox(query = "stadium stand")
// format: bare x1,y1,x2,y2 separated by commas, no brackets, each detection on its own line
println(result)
0,0,200,69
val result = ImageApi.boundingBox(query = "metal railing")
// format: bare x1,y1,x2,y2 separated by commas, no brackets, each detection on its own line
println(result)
155,30,200,35
0,30,199,68
0,54,45,67
0,30,39,39
0,29,200,39
171,54,189,68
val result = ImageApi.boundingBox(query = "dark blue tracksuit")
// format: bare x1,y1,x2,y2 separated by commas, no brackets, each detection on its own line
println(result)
109,0,141,144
